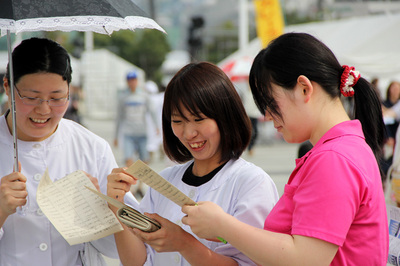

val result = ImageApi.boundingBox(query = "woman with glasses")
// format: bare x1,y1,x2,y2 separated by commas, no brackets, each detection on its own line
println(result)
0,38,132,265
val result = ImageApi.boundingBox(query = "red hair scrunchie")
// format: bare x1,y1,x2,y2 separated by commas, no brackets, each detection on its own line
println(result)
340,65,360,97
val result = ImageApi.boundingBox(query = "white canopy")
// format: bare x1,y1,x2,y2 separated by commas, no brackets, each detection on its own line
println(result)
219,13,400,93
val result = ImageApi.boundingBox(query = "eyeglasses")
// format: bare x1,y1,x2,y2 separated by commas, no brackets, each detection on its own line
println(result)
14,84,70,107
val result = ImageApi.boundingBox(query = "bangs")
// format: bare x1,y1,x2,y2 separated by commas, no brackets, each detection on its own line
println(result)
171,96,203,121
249,53,281,120
165,70,216,121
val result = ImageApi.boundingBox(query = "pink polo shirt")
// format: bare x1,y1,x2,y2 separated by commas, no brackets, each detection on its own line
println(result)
264,120,388,265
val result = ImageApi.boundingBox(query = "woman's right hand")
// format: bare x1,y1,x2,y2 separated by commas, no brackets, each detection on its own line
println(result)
0,169,28,217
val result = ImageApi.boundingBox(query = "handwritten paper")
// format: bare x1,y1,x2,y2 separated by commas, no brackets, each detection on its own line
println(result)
37,169,123,245
126,160,196,207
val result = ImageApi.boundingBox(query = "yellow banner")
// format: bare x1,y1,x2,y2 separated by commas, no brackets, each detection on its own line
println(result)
254,0,285,48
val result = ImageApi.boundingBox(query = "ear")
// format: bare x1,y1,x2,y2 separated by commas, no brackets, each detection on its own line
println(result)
2,77,10,97
296,75,313,103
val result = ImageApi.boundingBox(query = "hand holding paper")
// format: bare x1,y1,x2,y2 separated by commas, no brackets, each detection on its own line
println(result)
125,160,196,207
36,170,123,245
181,201,228,240
125,160,227,243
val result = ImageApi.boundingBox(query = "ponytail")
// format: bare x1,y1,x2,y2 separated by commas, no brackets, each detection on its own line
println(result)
352,77,385,160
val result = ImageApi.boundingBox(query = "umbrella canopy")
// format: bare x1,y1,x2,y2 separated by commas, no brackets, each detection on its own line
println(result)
220,56,253,82
0,0,165,36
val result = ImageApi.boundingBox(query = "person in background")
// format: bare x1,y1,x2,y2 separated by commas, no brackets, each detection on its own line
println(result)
381,81,400,175
383,81,400,110
63,85,82,124
144,80,164,163
182,33,388,265
114,71,159,199
0,37,131,265
114,71,156,167
107,62,279,266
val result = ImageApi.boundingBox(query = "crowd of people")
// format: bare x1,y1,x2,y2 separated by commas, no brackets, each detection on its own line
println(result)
0,33,392,265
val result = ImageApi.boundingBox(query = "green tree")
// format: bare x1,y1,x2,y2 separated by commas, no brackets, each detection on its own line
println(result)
205,21,238,64
94,29,170,84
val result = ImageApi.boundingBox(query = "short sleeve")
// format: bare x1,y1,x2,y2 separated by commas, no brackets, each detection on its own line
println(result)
291,151,363,246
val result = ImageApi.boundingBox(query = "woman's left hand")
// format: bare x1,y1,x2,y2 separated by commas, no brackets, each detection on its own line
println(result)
83,171,100,191
107,167,138,203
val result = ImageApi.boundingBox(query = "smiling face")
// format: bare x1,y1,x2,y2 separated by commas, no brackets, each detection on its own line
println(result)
4,73,69,142
171,105,222,172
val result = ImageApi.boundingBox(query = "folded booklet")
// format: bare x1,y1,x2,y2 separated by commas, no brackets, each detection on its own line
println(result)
86,186,161,232
116,207,161,232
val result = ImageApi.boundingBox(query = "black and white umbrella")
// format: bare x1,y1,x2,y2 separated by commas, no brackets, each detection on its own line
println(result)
0,0,165,170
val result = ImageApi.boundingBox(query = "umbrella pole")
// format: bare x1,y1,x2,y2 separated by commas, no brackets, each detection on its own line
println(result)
7,30,18,172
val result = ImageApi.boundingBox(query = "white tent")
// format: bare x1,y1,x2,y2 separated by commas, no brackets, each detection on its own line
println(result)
80,49,145,119
219,13,400,95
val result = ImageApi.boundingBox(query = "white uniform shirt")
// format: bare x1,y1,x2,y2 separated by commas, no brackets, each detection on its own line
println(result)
0,116,129,266
140,158,279,266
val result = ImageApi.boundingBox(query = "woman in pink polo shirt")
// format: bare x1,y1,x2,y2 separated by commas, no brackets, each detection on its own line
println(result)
182,32,389,265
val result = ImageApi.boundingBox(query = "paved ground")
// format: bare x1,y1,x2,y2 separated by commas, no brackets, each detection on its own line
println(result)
80,116,299,265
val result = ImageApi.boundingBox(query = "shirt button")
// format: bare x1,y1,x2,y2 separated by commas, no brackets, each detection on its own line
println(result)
189,190,195,198
33,144,41,149
34,174,42,181
37,209,44,216
39,243,48,251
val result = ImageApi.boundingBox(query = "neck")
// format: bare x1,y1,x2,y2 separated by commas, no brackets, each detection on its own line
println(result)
192,158,227,177
309,97,350,146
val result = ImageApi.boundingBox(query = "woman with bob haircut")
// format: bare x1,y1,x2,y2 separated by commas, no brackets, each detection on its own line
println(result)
107,61,279,265
182,33,388,265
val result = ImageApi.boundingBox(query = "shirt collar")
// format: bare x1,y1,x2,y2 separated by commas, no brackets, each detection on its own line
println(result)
289,120,364,184
315,119,364,148
296,120,364,164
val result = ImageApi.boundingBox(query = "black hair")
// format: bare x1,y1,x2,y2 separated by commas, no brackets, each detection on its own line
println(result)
249,32,385,161
162,61,251,163
5,37,72,84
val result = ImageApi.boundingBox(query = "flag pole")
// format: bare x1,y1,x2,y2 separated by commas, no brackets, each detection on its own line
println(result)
239,0,249,51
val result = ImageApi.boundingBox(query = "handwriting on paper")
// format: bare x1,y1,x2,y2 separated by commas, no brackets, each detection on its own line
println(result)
37,169,123,245
126,160,196,207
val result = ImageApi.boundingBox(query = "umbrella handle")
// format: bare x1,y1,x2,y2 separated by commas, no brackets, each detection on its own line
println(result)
7,31,19,172
7,31,27,216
